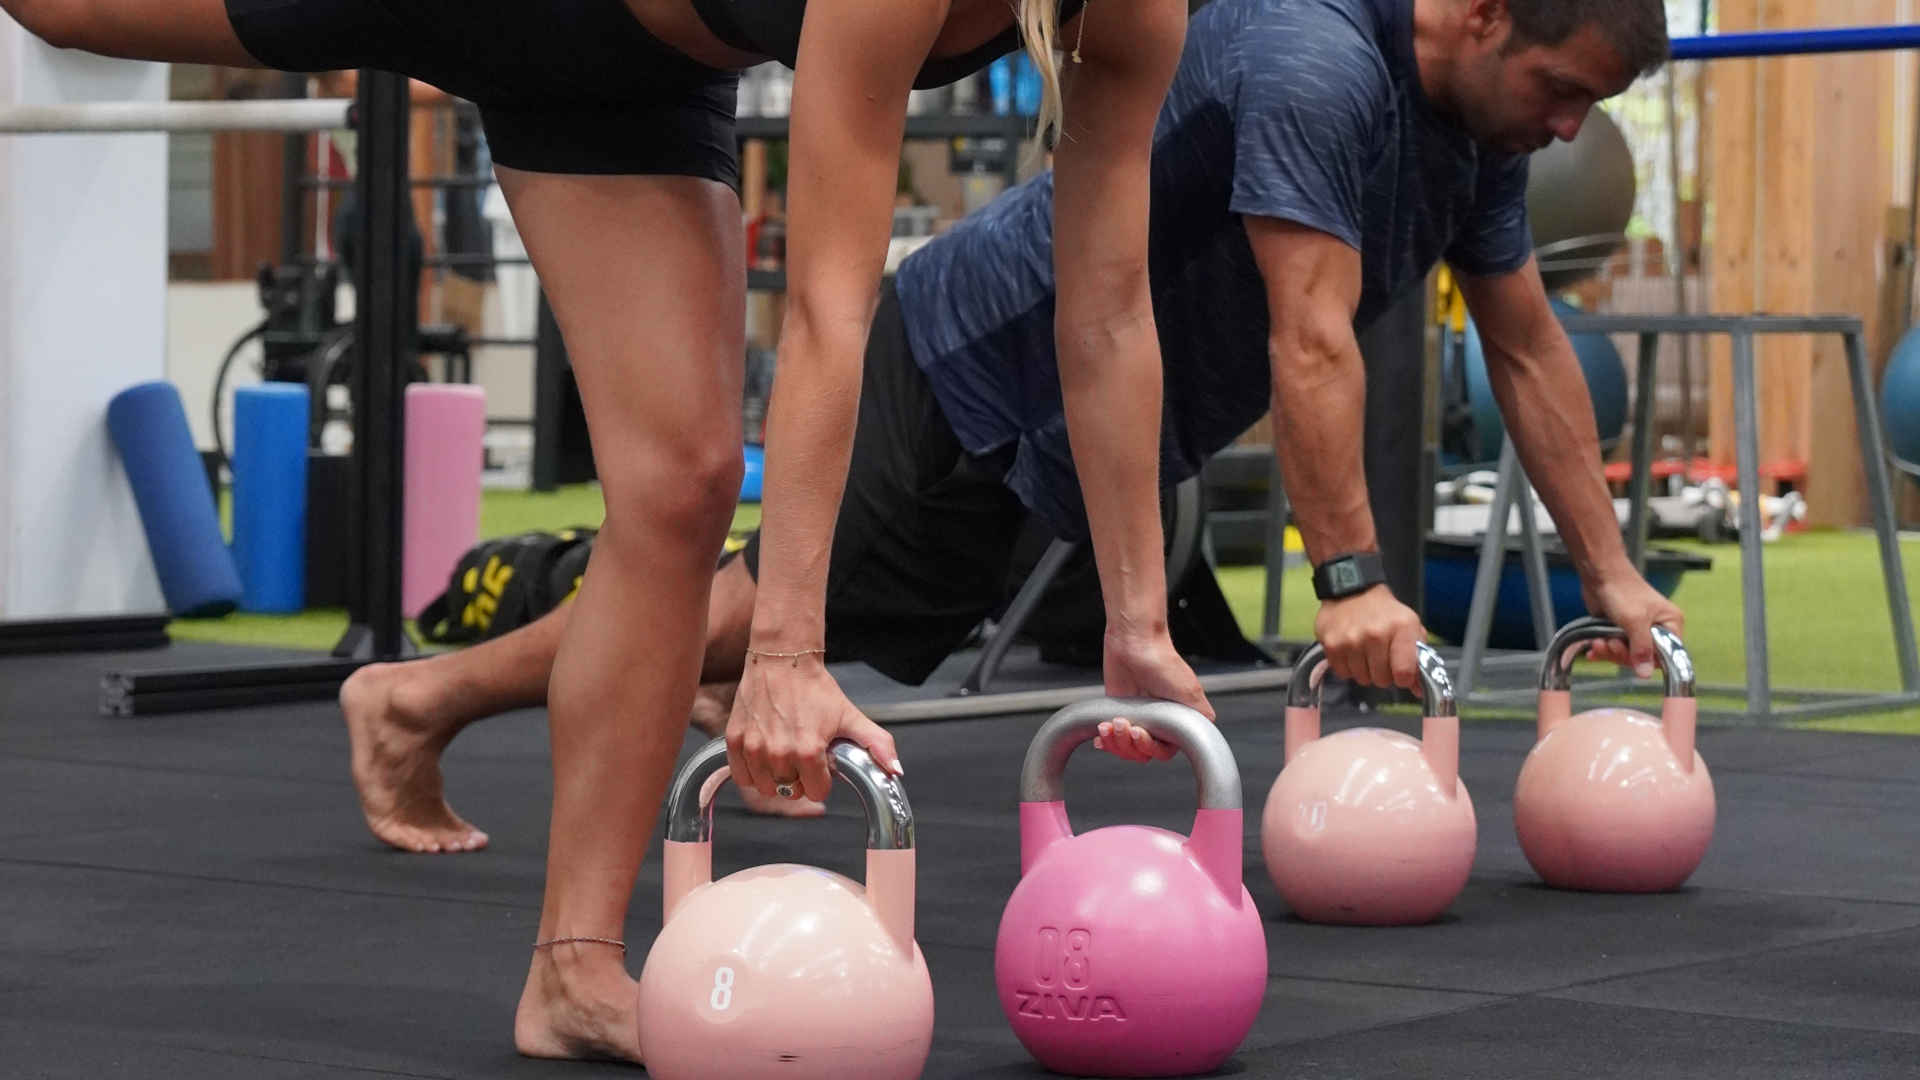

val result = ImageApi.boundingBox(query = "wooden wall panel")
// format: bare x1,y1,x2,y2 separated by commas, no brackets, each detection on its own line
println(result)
1705,0,1899,526
1705,0,1757,467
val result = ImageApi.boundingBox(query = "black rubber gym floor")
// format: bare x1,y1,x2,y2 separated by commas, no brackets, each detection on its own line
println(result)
4,641,1919,1079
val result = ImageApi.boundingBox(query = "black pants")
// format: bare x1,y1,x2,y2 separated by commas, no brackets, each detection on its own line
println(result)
741,282,1029,686
225,0,741,184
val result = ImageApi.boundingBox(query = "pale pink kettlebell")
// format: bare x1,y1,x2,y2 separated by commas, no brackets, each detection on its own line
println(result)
996,698,1267,1078
636,739,933,1080
1514,618,1715,892
1262,641,1477,925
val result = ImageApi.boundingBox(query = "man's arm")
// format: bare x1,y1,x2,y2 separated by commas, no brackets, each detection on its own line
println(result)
1245,216,1424,691
1455,260,1682,673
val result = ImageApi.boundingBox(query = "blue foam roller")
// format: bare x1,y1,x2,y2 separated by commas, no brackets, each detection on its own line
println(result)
105,381,242,618
232,383,310,613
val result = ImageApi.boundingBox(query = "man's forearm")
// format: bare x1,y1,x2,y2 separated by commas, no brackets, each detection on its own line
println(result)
1059,312,1171,633
1269,329,1377,566
1485,343,1635,580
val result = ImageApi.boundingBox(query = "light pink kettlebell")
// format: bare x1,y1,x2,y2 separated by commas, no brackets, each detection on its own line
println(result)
1514,617,1715,892
996,698,1267,1078
637,738,932,1080
1262,641,1476,925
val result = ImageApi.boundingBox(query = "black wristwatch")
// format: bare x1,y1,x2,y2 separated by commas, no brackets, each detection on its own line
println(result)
1312,551,1387,601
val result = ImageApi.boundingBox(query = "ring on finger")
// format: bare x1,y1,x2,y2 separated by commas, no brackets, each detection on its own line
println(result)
775,780,799,799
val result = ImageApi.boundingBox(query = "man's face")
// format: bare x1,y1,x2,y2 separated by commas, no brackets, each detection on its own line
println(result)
1450,23,1634,154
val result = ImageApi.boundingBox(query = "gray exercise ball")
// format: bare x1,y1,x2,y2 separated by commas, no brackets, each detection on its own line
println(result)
1526,106,1638,292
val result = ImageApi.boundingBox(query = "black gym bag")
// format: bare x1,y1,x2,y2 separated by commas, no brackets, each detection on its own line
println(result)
416,527,597,646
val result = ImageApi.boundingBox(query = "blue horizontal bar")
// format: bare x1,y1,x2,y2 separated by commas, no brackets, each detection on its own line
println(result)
1671,25,1920,60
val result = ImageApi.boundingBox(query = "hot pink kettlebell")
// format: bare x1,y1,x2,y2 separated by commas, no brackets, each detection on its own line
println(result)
637,738,933,1080
996,698,1266,1078
1514,617,1714,892
1261,641,1476,925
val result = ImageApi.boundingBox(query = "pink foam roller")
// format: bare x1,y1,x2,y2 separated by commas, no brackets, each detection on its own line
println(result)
402,384,487,618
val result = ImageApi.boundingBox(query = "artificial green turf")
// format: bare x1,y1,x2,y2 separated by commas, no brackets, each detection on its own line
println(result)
173,483,1919,733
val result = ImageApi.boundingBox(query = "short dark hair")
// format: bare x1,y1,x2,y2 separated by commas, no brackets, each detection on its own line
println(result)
1506,0,1671,78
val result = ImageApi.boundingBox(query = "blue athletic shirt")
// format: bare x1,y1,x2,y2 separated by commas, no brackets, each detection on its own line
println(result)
893,0,1535,540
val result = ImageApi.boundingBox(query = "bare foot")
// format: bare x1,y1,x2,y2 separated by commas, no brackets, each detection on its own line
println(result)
514,945,642,1062
690,683,827,819
339,662,489,853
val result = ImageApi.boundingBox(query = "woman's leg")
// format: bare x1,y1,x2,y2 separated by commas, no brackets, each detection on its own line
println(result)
0,0,260,65
340,550,813,857
494,166,745,1063
338,606,568,854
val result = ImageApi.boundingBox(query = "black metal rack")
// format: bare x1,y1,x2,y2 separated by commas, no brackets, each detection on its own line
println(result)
734,111,1033,193
104,71,419,715
2,615,170,657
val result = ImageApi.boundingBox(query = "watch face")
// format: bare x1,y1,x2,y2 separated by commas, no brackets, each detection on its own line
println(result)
1330,561,1363,594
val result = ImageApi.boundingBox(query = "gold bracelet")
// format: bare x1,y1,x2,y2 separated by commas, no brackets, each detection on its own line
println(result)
533,936,627,952
745,647,827,667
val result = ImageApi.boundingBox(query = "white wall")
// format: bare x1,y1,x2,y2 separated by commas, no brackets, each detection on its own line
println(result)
1,28,168,618
167,280,262,452
162,276,538,456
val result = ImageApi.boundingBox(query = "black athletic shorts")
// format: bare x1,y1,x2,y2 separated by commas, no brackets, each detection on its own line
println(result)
740,281,1030,686
225,0,740,185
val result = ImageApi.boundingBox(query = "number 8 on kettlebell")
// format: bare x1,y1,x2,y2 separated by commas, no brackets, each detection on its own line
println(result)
636,739,934,1080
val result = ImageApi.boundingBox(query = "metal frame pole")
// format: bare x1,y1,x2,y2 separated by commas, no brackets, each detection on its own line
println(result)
1730,331,1771,720
333,70,412,660
1845,332,1920,692
1625,332,1662,572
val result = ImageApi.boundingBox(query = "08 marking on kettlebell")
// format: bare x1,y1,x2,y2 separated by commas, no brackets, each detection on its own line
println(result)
1017,927,1126,1023
709,966,736,1011
1032,927,1092,989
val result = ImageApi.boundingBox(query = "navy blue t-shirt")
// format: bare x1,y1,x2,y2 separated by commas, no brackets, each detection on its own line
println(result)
894,0,1534,539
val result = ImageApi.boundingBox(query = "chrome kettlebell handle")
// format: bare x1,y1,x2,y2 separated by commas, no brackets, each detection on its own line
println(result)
1020,698,1241,811
1285,641,1457,716
1538,617,1695,698
664,738,915,850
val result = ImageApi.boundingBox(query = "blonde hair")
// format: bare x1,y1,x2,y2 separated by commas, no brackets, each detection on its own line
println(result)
1016,0,1067,153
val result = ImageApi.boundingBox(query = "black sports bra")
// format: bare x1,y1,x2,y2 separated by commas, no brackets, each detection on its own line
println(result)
692,0,1090,90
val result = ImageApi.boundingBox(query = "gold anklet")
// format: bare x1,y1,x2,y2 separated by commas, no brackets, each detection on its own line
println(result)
533,936,627,952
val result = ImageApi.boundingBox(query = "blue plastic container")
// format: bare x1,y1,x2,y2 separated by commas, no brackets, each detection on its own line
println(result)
1423,536,1711,650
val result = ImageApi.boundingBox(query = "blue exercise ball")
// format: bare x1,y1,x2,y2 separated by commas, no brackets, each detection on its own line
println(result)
1884,328,1920,476
739,443,765,503
1446,298,1629,466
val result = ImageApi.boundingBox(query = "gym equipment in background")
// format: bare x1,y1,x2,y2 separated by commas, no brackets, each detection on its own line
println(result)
401,384,487,618
1453,315,1919,726
1442,298,1630,467
1514,618,1715,892
638,739,932,1080
997,698,1265,1077
232,384,311,613
1527,105,1637,294
739,443,764,503
1424,534,1709,651
105,382,243,618
1262,642,1475,925
1883,326,1920,485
